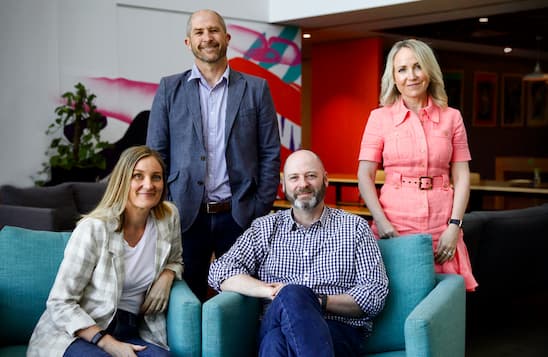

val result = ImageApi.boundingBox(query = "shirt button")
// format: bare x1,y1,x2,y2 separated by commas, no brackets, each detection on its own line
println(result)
303,250,309,257
303,274,309,281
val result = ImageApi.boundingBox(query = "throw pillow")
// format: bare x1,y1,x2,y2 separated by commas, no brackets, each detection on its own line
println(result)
363,233,436,353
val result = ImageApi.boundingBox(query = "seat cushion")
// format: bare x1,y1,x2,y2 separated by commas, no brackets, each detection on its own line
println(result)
0,184,78,231
0,226,70,345
363,233,436,353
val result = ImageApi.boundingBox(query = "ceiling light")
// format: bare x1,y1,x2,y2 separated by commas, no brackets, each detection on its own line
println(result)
503,47,512,54
303,33,311,39
478,17,488,23
523,36,548,82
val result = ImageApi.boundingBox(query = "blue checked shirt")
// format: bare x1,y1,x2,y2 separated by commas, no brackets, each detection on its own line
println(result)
209,207,389,331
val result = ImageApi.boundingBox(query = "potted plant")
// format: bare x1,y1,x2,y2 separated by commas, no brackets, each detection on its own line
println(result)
35,82,111,186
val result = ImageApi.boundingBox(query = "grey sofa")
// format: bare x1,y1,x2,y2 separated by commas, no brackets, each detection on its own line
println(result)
462,203,548,333
0,182,107,231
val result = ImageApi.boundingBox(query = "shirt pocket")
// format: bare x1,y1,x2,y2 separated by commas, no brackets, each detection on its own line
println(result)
384,127,414,163
429,129,453,168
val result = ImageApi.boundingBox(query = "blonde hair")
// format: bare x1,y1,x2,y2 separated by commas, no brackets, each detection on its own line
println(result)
84,145,171,232
380,39,448,108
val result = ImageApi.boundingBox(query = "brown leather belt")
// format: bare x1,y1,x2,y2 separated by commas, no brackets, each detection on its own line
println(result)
201,201,231,214
401,176,446,190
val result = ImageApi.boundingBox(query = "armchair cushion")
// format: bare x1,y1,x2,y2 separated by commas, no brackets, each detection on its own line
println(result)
0,184,78,231
0,226,71,346
363,234,436,353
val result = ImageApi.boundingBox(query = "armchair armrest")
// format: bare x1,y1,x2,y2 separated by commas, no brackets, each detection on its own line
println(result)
405,274,466,357
167,280,201,357
0,205,57,231
202,291,261,357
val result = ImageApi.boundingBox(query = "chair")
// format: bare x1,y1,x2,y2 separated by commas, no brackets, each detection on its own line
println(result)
0,226,201,357
494,156,548,209
202,234,465,357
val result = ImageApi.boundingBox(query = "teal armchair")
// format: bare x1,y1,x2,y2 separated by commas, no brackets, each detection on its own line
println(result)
202,234,466,357
0,226,201,357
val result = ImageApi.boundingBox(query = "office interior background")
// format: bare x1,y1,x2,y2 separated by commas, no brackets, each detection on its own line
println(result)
1,0,547,188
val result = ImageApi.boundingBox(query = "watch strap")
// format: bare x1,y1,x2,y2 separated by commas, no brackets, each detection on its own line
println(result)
90,330,106,345
318,294,328,312
448,218,463,228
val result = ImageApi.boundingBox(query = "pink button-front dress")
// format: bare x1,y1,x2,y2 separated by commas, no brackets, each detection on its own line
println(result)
359,97,478,291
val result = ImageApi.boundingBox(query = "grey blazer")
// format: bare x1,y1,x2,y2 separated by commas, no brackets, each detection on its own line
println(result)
147,69,281,232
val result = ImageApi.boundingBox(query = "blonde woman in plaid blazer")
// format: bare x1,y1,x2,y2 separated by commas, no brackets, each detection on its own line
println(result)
28,146,184,357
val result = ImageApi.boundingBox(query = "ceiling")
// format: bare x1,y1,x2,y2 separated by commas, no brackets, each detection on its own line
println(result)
276,0,548,61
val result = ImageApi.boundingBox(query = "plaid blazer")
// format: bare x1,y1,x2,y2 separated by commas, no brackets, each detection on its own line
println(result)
27,201,183,356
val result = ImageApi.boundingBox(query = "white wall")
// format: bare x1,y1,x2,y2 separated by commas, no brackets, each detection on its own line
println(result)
0,0,271,186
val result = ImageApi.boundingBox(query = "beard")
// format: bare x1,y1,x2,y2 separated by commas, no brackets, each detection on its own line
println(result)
191,42,227,64
285,183,327,210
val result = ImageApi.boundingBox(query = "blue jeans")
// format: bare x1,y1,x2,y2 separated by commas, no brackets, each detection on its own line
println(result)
183,210,244,301
64,310,170,357
258,285,362,357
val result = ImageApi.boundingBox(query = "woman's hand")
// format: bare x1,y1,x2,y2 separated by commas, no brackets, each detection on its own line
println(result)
435,224,459,264
377,220,399,239
98,334,146,357
141,269,175,314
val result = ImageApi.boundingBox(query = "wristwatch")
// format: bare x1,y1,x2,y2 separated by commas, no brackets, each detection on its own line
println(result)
318,294,328,313
448,218,463,228
90,330,107,345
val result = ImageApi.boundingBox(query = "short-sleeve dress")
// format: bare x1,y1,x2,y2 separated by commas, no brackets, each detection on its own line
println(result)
359,97,478,291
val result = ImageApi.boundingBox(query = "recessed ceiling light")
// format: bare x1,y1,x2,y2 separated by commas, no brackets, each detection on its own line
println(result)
503,47,512,54
479,17,488,23
303,33,311,39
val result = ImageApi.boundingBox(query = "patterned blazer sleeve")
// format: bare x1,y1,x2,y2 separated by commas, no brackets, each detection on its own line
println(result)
46,218,117,336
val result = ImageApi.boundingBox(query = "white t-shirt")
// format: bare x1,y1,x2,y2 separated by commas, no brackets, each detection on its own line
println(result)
118,217,157,315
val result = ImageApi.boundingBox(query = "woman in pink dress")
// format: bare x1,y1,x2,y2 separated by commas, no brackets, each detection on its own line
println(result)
357,39,477,291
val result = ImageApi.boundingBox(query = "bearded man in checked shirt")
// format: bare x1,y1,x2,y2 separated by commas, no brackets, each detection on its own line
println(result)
208,149,389,357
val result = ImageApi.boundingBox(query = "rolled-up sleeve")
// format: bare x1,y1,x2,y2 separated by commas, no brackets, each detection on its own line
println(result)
346,221,389,318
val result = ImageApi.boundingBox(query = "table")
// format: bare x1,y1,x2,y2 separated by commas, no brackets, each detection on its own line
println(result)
468,180,548,211
327,174,548,211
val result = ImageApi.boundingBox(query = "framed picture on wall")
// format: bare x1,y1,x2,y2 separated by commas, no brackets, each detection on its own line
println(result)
472,72,498,127
444,70,464,112
524,81,548,127
501,74,523,127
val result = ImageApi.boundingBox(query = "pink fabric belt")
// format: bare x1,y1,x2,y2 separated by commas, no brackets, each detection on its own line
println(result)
385,173,450,190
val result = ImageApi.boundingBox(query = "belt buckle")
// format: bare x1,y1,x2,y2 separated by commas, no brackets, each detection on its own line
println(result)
206,202,216,214
419,176,433,190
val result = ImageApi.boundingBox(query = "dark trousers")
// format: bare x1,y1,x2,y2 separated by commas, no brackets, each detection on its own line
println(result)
183,210,244,301
258,285,362,357
64,310,170,356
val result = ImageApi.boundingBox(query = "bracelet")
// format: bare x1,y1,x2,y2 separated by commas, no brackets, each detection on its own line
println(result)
90,330,106,345
318,294,328,313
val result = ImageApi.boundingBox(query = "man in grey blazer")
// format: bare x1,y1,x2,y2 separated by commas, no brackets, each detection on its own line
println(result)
147,9,281,301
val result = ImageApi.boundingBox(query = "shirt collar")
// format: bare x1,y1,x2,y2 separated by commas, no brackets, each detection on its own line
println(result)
286,205,330,231
188,63,230,87
392,96,439,126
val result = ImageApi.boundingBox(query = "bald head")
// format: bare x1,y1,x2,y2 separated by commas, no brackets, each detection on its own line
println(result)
186,9,227,37
283,150,325,176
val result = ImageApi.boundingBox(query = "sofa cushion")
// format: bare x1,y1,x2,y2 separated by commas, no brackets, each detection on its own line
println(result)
0,226,70,345
69,181,107,214
363,233,436,353
0,184,78,231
